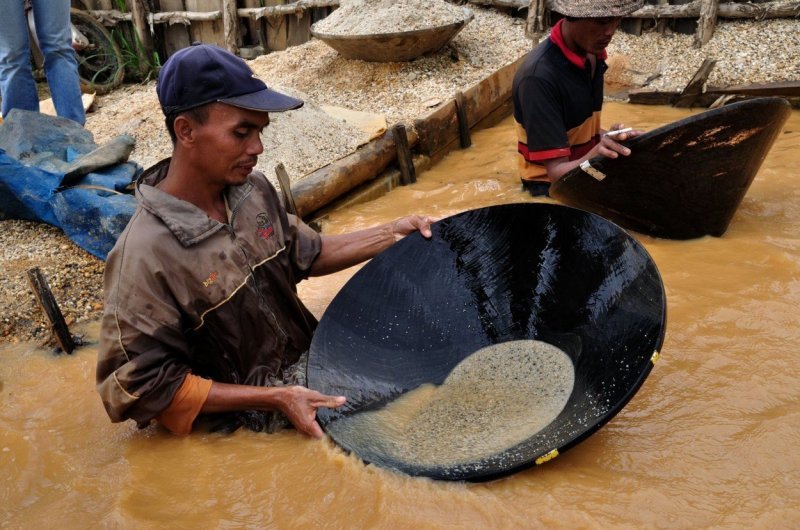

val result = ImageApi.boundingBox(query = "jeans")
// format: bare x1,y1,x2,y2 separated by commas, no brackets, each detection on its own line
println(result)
0,0,85,125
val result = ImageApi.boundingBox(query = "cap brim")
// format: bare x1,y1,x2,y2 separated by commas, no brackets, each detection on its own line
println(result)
219,88,304,113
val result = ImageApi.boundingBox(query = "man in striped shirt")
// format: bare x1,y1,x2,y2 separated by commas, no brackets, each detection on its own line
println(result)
512,0,644,196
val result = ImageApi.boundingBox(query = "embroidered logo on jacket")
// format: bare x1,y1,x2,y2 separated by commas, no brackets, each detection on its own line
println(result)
256,213,274,240
202,271,218,287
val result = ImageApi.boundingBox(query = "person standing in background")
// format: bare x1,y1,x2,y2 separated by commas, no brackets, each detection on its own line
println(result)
0,0,86,125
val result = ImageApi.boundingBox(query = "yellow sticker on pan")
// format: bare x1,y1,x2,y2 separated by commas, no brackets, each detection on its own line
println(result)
535,449,559,465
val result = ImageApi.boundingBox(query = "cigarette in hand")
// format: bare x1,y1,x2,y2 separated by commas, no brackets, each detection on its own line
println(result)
604,127,633,138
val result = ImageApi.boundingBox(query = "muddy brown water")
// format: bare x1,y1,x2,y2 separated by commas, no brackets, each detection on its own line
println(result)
2,102,799,528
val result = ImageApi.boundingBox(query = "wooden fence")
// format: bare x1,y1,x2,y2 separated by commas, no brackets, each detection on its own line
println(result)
78,0,799,67
78,0,338,62
522,0,800,46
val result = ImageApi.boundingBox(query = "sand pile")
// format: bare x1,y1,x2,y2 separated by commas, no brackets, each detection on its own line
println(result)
312,0,470,35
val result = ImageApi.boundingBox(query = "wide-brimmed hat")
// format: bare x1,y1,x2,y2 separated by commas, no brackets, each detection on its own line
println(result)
550,0,644,18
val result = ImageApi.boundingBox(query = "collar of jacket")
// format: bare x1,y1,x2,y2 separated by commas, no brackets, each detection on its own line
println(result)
136,158,255,247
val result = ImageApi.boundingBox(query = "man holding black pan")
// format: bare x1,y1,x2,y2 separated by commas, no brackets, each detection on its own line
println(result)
95,44,435,438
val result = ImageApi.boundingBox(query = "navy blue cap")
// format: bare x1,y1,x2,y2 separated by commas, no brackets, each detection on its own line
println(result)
156,43,303,117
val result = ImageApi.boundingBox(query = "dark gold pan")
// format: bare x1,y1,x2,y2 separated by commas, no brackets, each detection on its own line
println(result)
307,203,667,481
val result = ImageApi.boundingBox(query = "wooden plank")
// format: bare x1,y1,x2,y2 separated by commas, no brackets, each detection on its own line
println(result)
275,163,298,215
708,80,800,98
627,88,679,106
674,58,716,107
415,53,526,157
159,0,192,56
656,0,669,33
695,0,719,46
454,91,472,149
239,0,339,19
629,81,800,107
243,0,267,48
468,0,527,8
292,127,418,217
629,0,800,19
392,124,416,185
27,268,76,354
185,0,225,46
287,4,312,47
130,0,156,72
525,0,547,36
222,0,240,52
265,0,288,51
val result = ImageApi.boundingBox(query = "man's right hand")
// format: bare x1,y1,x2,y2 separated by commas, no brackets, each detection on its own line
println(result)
200,381,346,438
275,386,347,438
593,123,645,160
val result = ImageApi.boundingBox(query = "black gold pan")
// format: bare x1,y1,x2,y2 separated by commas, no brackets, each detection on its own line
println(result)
550,97,792,240
307,203,667,481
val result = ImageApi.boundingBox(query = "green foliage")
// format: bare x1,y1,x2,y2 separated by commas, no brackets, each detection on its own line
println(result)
111,26,161,81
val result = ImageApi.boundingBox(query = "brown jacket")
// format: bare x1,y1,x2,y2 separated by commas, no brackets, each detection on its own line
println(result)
96,159,321,427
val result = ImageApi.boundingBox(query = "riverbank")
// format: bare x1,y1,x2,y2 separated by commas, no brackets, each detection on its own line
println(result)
1,13,798,345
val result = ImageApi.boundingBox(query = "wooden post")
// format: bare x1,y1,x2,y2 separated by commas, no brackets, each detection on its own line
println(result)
222,0,240,53
287,8,312,47
243,0,267,48
454,91,472,149
392,124,416,185
695,0,719,47
26,268,75,354
159,0,192,57
265,0,288,51
656,0,669,34
525,0,547,36
130,0,156,73
275,162,298,215
185,0,225,46
674,58,717,107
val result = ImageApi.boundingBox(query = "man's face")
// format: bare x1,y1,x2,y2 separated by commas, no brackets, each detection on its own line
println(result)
570,17,622,56
189,103,270,187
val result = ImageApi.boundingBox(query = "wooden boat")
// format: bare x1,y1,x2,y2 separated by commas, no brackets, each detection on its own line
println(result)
549,97,792,239
307,203,666,481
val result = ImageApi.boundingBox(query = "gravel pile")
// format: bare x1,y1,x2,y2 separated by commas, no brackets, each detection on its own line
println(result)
607,19,800,91
312,0,470,35
2,11,797,345
0,221,104,344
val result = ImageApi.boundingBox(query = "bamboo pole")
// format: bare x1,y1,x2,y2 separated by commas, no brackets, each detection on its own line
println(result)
695,0,719,46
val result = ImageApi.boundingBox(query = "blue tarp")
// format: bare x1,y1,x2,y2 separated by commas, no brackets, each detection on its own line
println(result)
0,109,140,260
